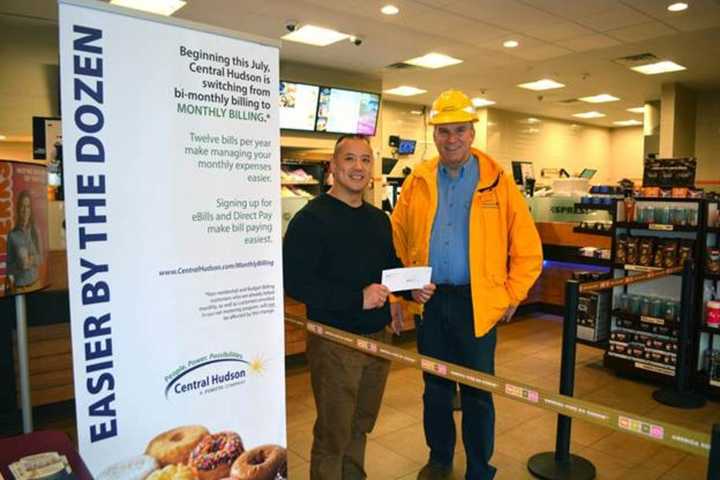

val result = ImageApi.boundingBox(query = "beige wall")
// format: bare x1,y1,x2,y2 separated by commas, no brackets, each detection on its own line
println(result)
0,17,60,160
695,91,720,185
609,126,644,183
485,109,612,183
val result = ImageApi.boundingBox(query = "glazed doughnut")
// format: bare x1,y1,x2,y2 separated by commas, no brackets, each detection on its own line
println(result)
146,464,195,480
188,432,244,480
97,454,158,480
146,425,209,466
230,445,287,480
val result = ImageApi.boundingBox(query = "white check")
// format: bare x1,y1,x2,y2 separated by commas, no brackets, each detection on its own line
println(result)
382,267,432,292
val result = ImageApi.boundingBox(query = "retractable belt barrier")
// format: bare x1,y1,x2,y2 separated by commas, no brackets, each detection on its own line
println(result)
579,265,684,294
284,313,711,458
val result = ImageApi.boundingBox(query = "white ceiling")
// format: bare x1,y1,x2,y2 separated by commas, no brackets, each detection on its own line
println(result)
2,0,720,127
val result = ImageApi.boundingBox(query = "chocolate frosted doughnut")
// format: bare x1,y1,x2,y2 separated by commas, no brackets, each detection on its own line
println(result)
189,432,244,480
146,425,209,466
230,445,287,480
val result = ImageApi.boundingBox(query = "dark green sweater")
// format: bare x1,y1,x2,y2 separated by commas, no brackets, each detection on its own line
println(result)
283,193,402,334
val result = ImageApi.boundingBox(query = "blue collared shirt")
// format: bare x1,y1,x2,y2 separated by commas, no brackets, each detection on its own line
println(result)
429,155,479,285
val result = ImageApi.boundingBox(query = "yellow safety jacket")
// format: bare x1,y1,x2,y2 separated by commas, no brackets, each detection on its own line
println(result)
391,148,543,337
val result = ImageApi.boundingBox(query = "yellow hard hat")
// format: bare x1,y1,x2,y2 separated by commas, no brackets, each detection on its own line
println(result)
429,89,478,125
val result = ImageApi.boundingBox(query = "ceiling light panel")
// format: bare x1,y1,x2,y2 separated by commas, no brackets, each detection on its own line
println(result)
384,86,427,96
517,79,565,91
573,111,606,118
471,98,496,107
381,4,399,15
614,120,643,126
631,61,686,75
579,94,620,103
282,25,349,46
627,107,645,113
503,40,519,48
405,53,463,69
667,3,688,12
110,0,186,15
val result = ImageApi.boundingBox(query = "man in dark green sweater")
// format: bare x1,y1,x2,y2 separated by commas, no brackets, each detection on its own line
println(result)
283,134,402,479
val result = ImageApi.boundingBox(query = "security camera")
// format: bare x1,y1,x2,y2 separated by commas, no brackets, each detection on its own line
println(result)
285,20,299,32
349,35,364,46
537,95,544,102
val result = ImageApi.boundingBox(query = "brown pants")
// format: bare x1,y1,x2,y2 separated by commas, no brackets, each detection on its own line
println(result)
307,330,391,480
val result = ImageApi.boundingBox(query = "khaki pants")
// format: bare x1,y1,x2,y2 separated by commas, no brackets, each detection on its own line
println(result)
307,330,391,480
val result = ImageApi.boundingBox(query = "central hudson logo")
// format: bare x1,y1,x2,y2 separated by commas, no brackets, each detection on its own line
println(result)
164,352,255,399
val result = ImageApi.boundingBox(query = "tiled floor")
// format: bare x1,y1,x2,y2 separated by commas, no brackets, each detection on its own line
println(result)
284,314,717,479
28,314,718,479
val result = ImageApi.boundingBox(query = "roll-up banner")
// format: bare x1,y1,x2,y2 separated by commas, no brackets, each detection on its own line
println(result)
59,0,285,476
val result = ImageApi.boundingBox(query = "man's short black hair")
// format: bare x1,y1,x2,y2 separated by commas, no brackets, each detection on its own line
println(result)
334,134,371,154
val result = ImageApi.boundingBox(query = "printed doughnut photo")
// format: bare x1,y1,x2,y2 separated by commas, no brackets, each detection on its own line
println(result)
230,445,287,480
96,455,158,480
187,432,244,480
96,426,286,480
146,426,210,467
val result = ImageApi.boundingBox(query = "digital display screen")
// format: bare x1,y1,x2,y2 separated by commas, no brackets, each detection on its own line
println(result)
279,81,320,131
315,87,380,135
398,139,416,155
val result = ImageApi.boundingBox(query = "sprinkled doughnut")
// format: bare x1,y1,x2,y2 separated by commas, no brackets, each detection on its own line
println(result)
230,445,287,480
97,455,158,480
146,425,210,466
188,432,244,480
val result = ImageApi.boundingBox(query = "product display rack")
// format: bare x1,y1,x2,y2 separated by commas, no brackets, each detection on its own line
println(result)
698,200,720,397
572,226,613,236
603,197,706,386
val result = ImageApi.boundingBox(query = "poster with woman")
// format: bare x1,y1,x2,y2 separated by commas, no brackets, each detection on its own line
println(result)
0,160,49,297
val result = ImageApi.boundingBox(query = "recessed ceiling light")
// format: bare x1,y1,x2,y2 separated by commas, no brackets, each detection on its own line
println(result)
282,25,349,46
0,135,6,141
614,120,643,126
381,4,399,15
471,97,496,107
631,61,686,75
517,79,565,91
573,111,606,119
627,107,645,114
383,86,427,96
110,0,186,15
503,40,519,48
579,94,620,103
410,110,423,115
527,117,541,124
405,52,463,69
667,2,688,12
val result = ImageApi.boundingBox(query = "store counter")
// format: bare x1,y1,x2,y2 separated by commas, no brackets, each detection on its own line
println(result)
526,196,613,309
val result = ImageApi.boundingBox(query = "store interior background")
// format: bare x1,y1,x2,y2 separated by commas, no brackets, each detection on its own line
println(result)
2,0,720,478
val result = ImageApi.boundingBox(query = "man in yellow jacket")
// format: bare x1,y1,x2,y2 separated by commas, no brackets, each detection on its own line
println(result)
391,89,542,480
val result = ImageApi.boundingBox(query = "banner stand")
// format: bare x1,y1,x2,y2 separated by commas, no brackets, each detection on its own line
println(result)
15,294,33,433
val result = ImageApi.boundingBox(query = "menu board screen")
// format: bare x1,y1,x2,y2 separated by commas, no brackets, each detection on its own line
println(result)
315,87,380,135
279,81,320,131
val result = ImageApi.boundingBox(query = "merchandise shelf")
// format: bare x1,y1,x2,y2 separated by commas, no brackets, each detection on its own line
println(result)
573,203,615,212
572,226,613,236
699,325,720,335
615,222,699,233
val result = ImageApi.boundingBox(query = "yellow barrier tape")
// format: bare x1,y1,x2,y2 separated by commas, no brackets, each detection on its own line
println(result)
285,313,711,457
579,265,684,293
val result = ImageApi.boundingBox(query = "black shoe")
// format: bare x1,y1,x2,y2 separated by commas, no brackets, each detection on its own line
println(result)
417,462,453,480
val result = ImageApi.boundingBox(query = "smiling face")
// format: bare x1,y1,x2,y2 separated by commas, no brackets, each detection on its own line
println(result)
434,122,475,171
18,195,32,227
330,137,373,197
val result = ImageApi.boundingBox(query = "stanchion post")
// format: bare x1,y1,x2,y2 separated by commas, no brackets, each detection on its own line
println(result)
709,424,720,480
555,280,581,462
528,280,596,480
652,261,705,408
15,294,33,433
